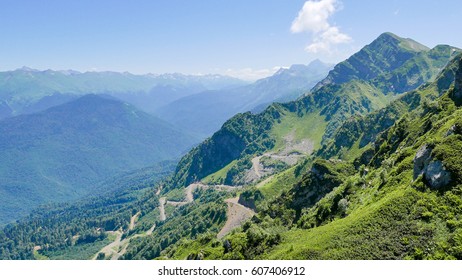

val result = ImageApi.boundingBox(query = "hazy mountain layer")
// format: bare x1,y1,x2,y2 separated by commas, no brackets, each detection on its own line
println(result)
0,94,197,224
0,69,246,118
156,60,333,137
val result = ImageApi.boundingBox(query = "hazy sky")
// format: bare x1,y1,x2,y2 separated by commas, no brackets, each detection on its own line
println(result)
1,0,461,80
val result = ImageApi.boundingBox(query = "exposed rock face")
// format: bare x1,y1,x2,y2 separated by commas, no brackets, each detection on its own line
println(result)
413,144,452,189
424,161,452,189
445,125,456,137
413,144,433,179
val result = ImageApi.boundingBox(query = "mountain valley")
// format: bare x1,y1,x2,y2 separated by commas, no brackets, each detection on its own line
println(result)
1,32,462,261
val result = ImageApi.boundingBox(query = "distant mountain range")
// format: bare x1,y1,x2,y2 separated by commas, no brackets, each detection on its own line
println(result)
0,62,332,139
0,69,247,119
155,60,333,137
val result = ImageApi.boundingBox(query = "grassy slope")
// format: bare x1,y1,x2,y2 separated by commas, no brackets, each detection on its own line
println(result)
200,109,326,186
202,160,238,185
262,57,462,260
101,45,462,260
162,55,462,260
170,36,459,190
165,97,462,260
270,109,327,152
265,188,420,259
267,100,462,259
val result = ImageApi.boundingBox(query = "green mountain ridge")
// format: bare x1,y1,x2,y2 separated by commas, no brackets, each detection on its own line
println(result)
314,32,430,88
170,33,460,189
0,94,197,224
157,52,462,260
123,34,462,260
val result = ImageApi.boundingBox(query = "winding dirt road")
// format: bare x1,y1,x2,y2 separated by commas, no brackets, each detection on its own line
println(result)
159,197,167,221
92,230,123,260
92,211,157,260
157,183,250,240
93,183,244,259
129,212,140,230
251,156,263,178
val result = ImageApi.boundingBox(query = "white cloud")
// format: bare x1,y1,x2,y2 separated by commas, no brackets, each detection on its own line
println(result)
291,0,351,54
291,0,336,33
225,66,286,81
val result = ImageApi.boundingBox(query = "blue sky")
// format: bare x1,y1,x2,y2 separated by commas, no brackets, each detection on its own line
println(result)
0,0,461,80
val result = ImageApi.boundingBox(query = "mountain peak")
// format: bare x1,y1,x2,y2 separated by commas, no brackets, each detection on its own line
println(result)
375,32,429,52
314,33,431,87
377,32,402,41
308,59,328,68
273,60,332,76
17,66,39,72
287,64,307,72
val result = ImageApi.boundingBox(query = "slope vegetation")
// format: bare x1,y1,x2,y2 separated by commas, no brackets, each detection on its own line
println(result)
171,33,460,190
164,53,462,260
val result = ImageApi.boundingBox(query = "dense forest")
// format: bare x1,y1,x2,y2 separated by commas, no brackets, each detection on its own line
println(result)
0,162,174,259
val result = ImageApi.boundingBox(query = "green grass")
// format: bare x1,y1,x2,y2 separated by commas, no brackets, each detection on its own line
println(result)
263,102,462,259
337,135,369,160
264,187,420,259
202,160,237,184
258,166,298,200
165,188,186,202
133,209,159,233
270,110,327,152
343,80,390,109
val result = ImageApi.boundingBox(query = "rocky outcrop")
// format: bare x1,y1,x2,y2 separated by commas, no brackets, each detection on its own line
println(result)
424,161,452,189
413,144,452,189
413,144,433,179
445,125,456,137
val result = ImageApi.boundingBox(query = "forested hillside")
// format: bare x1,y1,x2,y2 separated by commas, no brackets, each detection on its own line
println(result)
0,94,197,224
